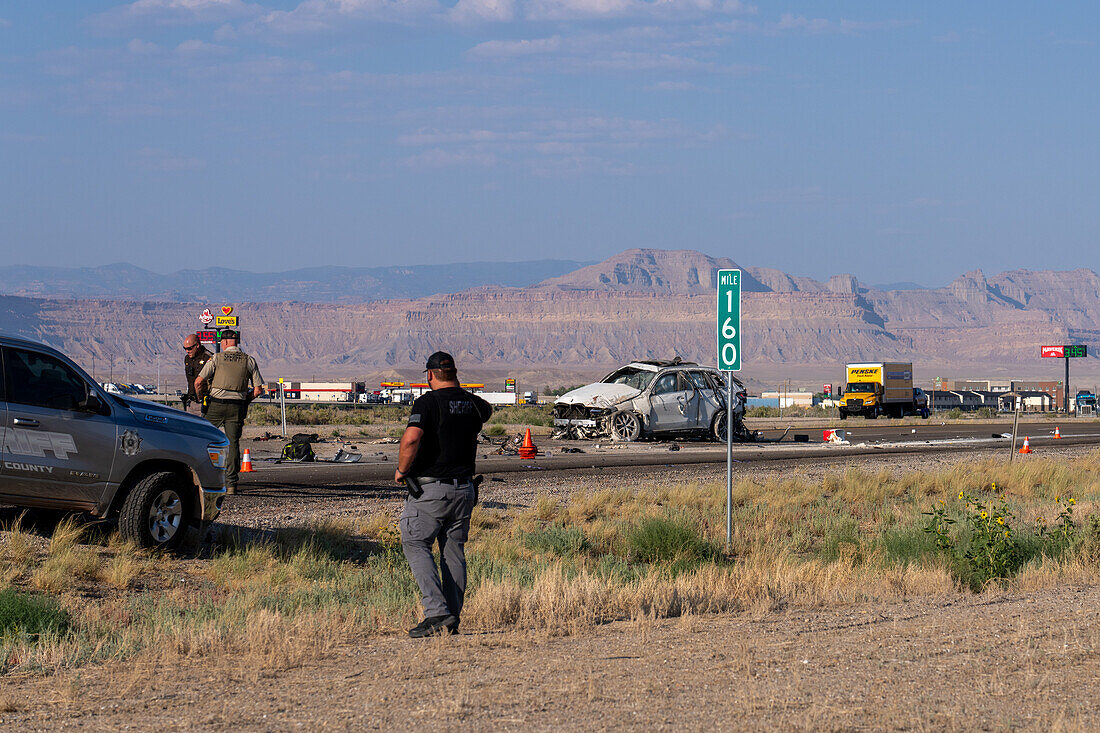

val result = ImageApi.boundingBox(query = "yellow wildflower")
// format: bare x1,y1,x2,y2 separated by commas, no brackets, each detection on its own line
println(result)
1004,531,1010,538
1070,498,1076,505
981,511,988,519
992,482,997,491
997,517,1005,525
1055,496,1059,503
958,491,964,500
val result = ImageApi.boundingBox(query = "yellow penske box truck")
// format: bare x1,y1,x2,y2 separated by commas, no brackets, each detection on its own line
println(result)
839,362,926,419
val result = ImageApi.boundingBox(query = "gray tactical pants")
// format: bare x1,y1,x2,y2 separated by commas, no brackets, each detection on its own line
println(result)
401,479,475,619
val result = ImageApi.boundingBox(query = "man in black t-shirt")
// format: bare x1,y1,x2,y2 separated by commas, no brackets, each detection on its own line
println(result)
395,351,492,638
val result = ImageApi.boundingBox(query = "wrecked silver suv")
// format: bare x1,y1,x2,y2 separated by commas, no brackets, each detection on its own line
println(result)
552,360,753,442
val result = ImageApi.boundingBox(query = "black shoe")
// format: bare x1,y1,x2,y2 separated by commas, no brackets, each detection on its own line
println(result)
408,615,457,638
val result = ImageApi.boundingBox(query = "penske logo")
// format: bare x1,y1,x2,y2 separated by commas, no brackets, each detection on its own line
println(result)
1,427,78,460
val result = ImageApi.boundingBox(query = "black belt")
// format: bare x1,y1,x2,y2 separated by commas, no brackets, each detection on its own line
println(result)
416,476,473,485
209,396,247,404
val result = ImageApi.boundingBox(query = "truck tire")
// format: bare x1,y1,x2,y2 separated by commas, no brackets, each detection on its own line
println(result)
118,471,192,550
838,410,847,420
610,411,642,442
867,408,878,420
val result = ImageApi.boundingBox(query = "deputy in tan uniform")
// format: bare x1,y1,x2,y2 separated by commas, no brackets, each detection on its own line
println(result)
194,330,263,494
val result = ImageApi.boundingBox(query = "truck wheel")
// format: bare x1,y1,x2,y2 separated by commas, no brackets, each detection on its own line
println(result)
838,410,847,421
610,411,642,442
118,471,192,550
711,412,728,442
867,408,878,420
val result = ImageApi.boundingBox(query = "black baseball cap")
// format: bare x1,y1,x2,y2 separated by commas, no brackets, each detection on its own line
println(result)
424,351,456,371
219,329,239,340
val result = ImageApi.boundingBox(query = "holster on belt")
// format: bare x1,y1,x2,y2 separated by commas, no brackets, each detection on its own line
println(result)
403,475,424,499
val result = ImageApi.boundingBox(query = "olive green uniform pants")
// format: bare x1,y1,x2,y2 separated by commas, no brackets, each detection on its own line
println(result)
205,399,248,488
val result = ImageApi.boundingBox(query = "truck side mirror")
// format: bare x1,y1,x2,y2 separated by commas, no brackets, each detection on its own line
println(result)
79,390,106,414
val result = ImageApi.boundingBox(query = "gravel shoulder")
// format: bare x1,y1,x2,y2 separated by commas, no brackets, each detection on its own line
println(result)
5,445,1100,730
4,585,1099,731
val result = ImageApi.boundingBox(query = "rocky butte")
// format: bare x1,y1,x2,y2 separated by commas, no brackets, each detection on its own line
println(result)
1,249,1098,390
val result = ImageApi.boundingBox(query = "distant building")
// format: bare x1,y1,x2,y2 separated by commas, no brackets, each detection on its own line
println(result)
999,391,1054,413
1011,380,1064,409
760,391,817,408
929,390,1002,412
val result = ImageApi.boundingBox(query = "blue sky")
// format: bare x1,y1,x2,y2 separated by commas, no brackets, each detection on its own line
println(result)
1,1,1097,285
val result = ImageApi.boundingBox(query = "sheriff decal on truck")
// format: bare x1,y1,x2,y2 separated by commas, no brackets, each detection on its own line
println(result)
1,427,78,460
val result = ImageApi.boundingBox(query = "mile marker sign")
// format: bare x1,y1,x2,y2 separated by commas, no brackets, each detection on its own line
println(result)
717,269,741,371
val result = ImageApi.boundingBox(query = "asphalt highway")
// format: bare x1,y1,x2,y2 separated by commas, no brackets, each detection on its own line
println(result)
239,419,1100,489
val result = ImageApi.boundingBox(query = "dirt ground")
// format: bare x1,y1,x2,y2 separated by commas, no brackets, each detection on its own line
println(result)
4,585,1099,731
5,446,1100,730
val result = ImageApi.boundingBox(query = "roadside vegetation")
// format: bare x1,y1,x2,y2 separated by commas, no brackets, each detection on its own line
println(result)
4,451,1100,677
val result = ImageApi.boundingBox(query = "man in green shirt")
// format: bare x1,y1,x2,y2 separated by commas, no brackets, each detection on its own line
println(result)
195,330,264,494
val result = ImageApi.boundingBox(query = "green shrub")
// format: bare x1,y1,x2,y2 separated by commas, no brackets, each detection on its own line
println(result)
486,425,507,436
924,489,1079,590
520,526,588,556
0,589,70,639
488,405,554,427
624,516,715,563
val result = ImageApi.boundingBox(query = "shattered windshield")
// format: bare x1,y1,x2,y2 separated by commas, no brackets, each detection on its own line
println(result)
603,368,656,391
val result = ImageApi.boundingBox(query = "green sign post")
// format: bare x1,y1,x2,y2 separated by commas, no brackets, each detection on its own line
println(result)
716,269,742,551
717,269,742,371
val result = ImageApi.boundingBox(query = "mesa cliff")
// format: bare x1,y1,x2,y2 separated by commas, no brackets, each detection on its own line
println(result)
2,249,1097,389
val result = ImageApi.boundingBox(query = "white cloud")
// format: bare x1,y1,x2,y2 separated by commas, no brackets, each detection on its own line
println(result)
469,28,761,75
524,0,751,21
175,39,229,53
469,36,564,56
233,0,751,33
647,80,700,91
402,148,498,169
450,0,516,23
135,147,206,171
394,112,714,175
92,0,262,29
775,13,913,35
246,0,443,34
127,38,161,54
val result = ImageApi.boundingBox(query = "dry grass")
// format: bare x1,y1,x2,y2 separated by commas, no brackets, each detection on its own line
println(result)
2,451,1100,678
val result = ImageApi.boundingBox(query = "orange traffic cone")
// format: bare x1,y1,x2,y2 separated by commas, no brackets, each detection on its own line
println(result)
240,448,255,472
1054,427,1062,439
1018,436,1032,454
518,428,537,459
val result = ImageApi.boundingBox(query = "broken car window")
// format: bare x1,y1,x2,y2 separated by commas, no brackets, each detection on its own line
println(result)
652,373,682,395
603,368,657,391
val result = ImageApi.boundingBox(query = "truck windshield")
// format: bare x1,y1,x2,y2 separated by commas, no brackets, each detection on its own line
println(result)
603,368,656,391
846,382,878,394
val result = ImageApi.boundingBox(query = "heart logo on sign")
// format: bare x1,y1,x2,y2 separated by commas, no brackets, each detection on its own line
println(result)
221,306,233,316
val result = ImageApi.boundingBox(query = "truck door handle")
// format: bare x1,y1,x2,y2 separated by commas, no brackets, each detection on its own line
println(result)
13,418,40,427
